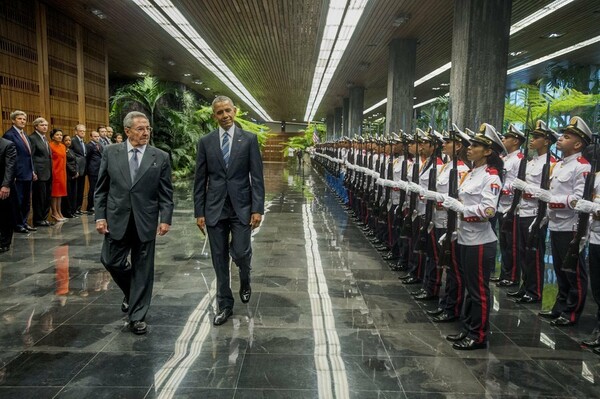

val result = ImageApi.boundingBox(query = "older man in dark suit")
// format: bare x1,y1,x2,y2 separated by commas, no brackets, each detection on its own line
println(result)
71,124,87,215
194,95,265,326
3,110,36,233
0,137,17,252
95,111,174,335
29,117,53,226
85,130,103,214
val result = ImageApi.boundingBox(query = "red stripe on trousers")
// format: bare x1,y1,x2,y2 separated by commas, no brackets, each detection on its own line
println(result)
511,218,518,281
452,242,463,316
477,245,488,343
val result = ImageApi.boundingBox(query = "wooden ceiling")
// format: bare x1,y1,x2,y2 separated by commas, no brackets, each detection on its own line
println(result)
39,0,600,122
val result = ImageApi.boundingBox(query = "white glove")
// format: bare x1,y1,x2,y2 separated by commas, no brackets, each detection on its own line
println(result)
396,180,408,191
533,188,553,203
574,199,600,214
512,178,527,191
442,196,465,213
423,190,446,202
407,182,424,195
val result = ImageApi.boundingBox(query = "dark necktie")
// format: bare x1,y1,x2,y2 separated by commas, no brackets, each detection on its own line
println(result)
130,148,139,182
222,132,230,167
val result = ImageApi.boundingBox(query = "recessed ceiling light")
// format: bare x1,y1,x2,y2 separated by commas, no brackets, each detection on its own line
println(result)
89,7,107,20
204,87,211,91
544,32,564,39
136,72,147,76
431,87,441,91
292,118,297,121
193,80,202,85
392,13,411,27
167,60,176,66
509,50,527,56
413,97,417,99
183,73,191,77
439,82,450,87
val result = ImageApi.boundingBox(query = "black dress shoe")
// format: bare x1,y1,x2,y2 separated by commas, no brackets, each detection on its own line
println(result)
538,310,560,319
452,337,487,350
25,224,37,231
410,288,425,296
33,221,50,227
414,293,438,301
0,246,9,253
593,347,600,356
213,308,233,325
14,226,29,233
515,295,540,304
383,253,399,261
506,290,524,298
432,313,458,323
426,307,444,316
75,210,83,215
129,320,147,335
489,276,501,282
398,274,413,280
401,277,422,285
121,297,129,313
446,331,467,342
496,279,517,287
551,316,575,327
240,285,251,304
581,333,600,347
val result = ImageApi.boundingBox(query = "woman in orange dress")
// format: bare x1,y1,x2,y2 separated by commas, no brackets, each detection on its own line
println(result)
49,128,67,221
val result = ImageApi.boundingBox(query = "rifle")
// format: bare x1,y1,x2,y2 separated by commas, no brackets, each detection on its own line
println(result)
563,108,599,271
380,137,394,220
401,131,419,238
439,129,458,268
501,105,531,233
393,133,409,227
527,103,552,250
415,129,440,253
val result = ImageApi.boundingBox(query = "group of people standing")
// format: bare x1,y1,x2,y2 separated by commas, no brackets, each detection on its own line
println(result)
0,110,123,252
313,115,600,352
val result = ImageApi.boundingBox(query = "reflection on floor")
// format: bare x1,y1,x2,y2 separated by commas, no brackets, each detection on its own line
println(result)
0,161,599,399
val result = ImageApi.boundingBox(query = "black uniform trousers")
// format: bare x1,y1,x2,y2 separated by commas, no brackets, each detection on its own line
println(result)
423,227,443,296
75,174,86,211
32,178,51,224
516,216,547,300
439,241,464,317
460,241,496,343
101,214,156,323
589,243,600,329
13,179,31,227
498,212,520,282
0,194,15,247
550,230,588,323
405,216,423,279
86,174,98,211
207,196,252,311
62,177,77,217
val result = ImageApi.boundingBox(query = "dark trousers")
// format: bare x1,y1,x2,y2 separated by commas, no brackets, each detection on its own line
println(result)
75,175,86,210
207,209,252,311
517,216,546,300
423,227,443,296
87,174,98,210
550,230,588,323
407,216,424,280
32,178,51,223
101,215,156,322
0,195,15,247
498,212,520,282
439,241,464,317
13,179,31,227
460,241,496,343
62,177,77,217
589,243,600,329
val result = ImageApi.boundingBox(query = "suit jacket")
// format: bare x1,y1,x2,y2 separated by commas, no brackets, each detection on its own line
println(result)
65,148,78,178
71,135,87,175
193,127,265,226
94,142,174,242
85,141,103,176
29,131,53,181
2,126,33,181
0,137,17,189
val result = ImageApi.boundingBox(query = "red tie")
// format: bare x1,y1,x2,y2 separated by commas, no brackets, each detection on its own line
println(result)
19,130,31,154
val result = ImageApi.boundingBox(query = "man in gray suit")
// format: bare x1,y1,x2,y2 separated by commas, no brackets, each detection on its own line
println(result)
29,117,52,226
95,111,174,335
194,95,265,326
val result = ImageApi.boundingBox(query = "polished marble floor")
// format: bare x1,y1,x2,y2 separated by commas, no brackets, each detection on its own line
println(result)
1,161,600,398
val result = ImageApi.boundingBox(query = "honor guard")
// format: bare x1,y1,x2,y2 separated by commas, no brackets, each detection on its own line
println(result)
442,123,505,350
496,124,526,287
510,121,559,303
534,116,592,326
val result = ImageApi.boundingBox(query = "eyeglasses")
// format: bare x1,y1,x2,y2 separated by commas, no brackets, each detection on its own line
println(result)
130,126,153,133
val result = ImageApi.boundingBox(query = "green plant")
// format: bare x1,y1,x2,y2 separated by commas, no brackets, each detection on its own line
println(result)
281,122,325,155
416,96,449,130
537,63,600,94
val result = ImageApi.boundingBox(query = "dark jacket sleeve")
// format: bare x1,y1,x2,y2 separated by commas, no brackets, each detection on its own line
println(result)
66,149,78,177
193,138,207,218
2,141,16,187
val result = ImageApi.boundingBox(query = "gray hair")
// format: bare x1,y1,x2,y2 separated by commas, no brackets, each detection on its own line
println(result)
211,95,234,110
32,117,47,128
10,110,26,121
123,111,149,128
75,124,85,131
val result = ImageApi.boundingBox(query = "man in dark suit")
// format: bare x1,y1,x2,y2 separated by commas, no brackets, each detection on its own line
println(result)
0,137,17,252
29,117,53,226
95,111,174,335
194,95,265,326
98,126,111,147
2,110,36,233
71,124,87,215
85,130,103,214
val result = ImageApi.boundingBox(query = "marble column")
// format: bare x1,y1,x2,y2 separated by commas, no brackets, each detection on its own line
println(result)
449,0,512,131
342,97,350,137
334,107,343,139
385,38,417,135
326,114,334,141
348,87,364,138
